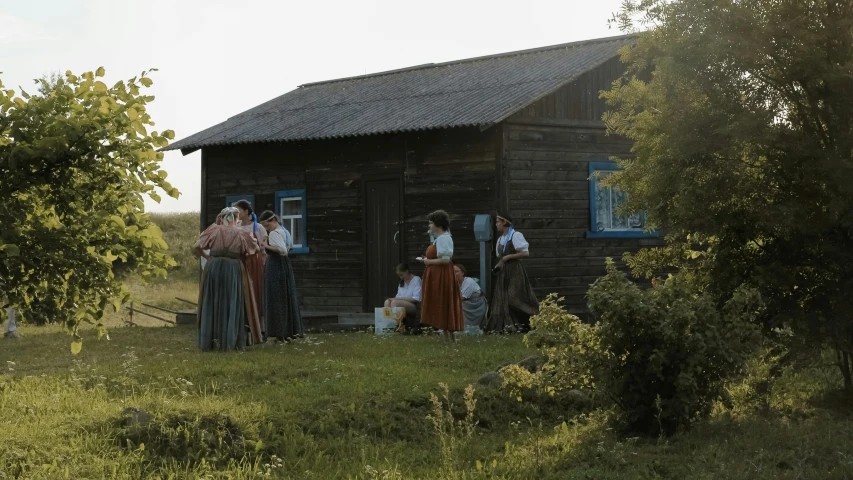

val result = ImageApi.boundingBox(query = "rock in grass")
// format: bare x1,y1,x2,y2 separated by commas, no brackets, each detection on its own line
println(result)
477,371,503,388
495,355,545,374
121,407,153,428
565,389,591,408
516,355,545,373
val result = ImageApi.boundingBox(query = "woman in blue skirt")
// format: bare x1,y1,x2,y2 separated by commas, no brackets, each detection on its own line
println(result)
193,207,260,351
259,210,303,341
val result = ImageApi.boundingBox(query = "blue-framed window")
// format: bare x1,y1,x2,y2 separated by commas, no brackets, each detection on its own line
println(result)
225,194,255,210
275,189,308,254
587,162,658,239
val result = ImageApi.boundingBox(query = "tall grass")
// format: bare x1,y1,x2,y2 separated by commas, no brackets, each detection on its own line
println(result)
98,212,200,327
151,211,200,282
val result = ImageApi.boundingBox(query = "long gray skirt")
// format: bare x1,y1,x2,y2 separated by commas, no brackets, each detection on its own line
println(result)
264,253,303,339
462,292,488,335
198,257,248,351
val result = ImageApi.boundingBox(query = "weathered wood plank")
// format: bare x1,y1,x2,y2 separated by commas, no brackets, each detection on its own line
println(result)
511,199,588,210
511,190,589,201
508,141,627,154
509,169,590,181
507,129,627,145
301,297,364,307
508,151,632,163
509,179,589,191
514,218,594,230
511,209,591,219
299,278,363,288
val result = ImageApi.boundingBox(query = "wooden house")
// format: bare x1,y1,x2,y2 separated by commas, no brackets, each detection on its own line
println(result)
166,34,661,319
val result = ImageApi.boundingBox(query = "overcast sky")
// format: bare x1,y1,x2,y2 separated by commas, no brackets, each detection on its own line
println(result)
2,0,626,212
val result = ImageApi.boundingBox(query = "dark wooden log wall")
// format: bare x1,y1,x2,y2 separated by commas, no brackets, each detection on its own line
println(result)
500,57,663,315
508,56,624,123
403,128,497,281
202,127,496,314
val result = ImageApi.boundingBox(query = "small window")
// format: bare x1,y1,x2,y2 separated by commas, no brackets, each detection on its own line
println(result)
587,162,658,239
275,189,308,254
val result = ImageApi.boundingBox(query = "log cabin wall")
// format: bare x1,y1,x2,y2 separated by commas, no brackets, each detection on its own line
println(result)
201,127,497,314
500,56,662,316
402,127,497,282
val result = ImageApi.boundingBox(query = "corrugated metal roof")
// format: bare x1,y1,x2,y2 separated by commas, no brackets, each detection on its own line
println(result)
166,34,634,153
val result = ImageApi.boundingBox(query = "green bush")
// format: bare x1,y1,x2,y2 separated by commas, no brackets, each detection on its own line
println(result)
527,259,762,435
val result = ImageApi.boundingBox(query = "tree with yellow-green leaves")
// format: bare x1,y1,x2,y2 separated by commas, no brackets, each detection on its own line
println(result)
0,68,179,353
602,0,853,387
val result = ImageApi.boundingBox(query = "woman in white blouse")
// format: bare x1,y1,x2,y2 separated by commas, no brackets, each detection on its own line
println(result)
259,210,303,341
454,264,487,335
483,213,539,332
419,210,464,343
384,263,422,317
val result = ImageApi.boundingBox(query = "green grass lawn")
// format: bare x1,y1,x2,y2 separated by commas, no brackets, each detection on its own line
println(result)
0,326,539,479
1,212,852,479
1,325,852,479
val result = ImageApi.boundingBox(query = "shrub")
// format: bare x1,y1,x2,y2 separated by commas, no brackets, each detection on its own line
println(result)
528,259,762,435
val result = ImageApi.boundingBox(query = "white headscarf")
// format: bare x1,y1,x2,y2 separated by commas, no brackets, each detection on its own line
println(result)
219,207,239,226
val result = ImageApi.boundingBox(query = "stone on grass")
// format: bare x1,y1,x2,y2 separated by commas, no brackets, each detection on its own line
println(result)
566,389,592,408
477,371,503,388
121,407,153,428
516,355,544,373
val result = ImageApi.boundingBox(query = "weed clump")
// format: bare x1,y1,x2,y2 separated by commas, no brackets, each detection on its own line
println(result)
114,411,254,468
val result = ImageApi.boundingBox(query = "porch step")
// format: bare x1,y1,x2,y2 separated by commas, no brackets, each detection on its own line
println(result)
300,311,374,333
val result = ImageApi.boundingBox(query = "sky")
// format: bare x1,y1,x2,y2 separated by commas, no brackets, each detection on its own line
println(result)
1,0,627,212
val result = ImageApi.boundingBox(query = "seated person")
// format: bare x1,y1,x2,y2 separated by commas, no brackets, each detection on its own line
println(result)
454,264,488,334
384,263,421,317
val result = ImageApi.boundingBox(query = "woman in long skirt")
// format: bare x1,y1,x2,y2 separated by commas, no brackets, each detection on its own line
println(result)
419,210,463,344
483,213,539,333
454,264,487,335
233,199,267,340
193,207,261,351
259,211,304,341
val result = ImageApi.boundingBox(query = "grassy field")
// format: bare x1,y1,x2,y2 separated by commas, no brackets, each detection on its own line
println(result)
1,212,852,479
102,212,201,328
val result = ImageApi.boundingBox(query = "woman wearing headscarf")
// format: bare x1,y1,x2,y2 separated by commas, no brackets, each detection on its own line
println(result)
483,213,539,333
419,210,464,344
258,210,304,342
193,207,262,351
232,199,267,339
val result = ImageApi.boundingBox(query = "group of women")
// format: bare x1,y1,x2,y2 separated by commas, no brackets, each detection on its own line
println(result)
386,210,540,342
194,204,539,350
193,200,303,351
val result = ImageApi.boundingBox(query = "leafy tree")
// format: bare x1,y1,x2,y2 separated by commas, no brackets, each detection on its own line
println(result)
602,1,853,386
0,68,179,352
36,71,63,96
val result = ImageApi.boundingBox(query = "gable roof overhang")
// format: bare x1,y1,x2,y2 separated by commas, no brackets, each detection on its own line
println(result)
166,34,635,155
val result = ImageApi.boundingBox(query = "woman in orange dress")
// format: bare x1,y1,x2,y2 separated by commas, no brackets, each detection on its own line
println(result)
232,199,267,339
418,210,463,344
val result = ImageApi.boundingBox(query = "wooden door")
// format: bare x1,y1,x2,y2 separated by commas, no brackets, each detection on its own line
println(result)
364,177,403,311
